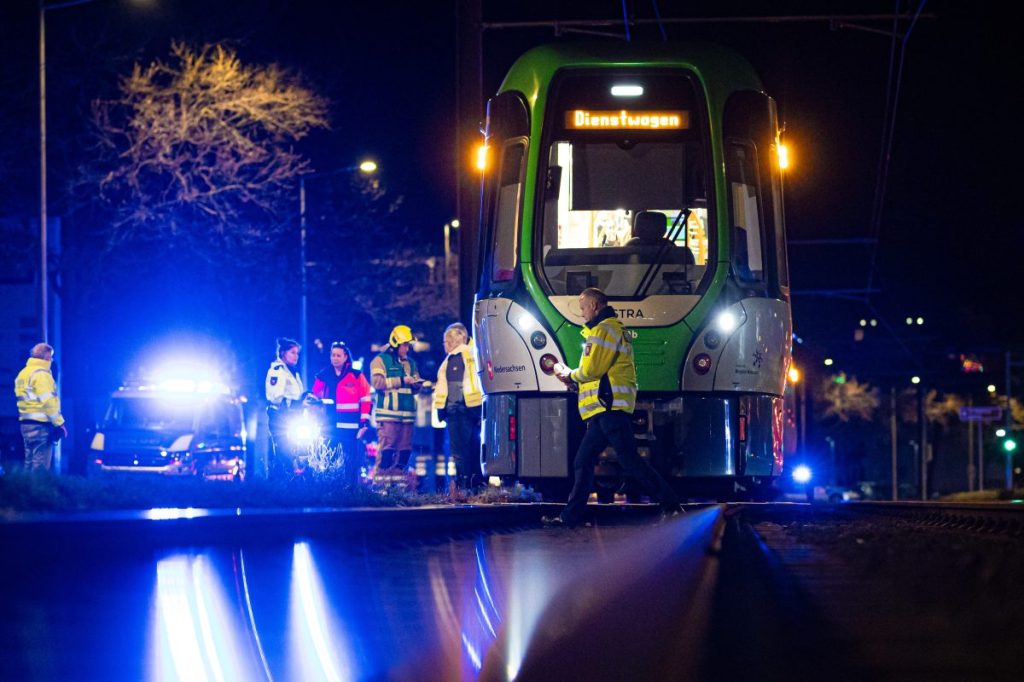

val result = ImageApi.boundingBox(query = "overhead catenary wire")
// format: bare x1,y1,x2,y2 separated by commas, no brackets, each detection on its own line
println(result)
865,0,929,296
651,0,668,41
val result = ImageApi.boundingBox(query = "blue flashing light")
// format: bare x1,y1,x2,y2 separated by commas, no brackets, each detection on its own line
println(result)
792,465,813,484
288,413,319,445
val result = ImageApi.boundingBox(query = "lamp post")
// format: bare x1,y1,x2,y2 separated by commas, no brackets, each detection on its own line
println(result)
825,435,836,486
787,364,803,454
38,0,153,344
298,160,378,382
443,218,460,303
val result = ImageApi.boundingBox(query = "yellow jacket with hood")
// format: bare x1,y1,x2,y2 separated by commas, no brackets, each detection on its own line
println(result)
433,340,483,409
15,357,65,426
568,306,637,420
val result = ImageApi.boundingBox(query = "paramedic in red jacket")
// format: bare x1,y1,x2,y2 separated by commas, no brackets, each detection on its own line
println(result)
311,341,372,487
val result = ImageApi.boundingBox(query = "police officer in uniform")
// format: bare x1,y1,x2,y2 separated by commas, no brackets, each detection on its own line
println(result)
543,288,682,526
265,337,305,478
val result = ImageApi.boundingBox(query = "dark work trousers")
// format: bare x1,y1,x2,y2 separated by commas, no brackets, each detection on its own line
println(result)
267,409,296,479
330,428,364,487
21,421,54,472
561,409,679,524
446,403,481,486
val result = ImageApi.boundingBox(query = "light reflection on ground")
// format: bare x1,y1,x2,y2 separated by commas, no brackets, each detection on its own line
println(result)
3,521,662,681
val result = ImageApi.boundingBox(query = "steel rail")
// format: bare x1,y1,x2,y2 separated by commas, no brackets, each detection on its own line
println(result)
835,500,1024,537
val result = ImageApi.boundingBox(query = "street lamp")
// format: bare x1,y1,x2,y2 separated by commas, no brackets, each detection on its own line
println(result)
825,435,836,486
37,0,151,344
443,218,461,300
299,160,378,381
788,364,806,456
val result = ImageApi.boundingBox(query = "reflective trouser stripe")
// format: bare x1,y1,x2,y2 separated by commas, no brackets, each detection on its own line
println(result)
336,403,360,410
19,413,49,421
337,423,360,429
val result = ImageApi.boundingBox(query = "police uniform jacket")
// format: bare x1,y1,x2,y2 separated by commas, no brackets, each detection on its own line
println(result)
266,360,304,411
569,306,637,420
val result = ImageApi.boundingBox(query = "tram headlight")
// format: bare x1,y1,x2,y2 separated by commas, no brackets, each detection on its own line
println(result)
714,311,738,334
530,331,547,349
611,84,643,97
515,312,536,331
792,465,812,485
703,329,721,349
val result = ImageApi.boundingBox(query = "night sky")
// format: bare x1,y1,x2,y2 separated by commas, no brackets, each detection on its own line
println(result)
0,1,1019,407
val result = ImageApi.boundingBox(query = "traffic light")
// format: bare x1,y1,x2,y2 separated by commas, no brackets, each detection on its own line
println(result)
1003,436,1018,454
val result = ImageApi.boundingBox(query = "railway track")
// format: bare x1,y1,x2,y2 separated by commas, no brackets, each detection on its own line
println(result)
3,501,1022,680
705,502,1024,681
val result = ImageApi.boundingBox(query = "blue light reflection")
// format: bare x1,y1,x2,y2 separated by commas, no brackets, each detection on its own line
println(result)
150,554,256,681
288,542,358,682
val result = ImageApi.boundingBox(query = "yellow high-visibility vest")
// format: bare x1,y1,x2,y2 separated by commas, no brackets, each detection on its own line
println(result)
433,341,483,409
15,357,65,426
569,309,637,420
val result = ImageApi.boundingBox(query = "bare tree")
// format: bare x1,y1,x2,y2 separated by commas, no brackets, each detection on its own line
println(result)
817,374,880,423
897,389,966,428
90,42,328,254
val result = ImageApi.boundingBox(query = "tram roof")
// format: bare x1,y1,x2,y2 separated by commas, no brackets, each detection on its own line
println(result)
499,41,765,103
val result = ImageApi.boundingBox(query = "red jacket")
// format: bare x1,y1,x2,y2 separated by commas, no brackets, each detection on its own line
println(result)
312,366,372,431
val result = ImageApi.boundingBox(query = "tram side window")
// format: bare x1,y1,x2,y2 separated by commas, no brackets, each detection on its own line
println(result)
727,142,765,283
723,90,788,296
491,141,526,283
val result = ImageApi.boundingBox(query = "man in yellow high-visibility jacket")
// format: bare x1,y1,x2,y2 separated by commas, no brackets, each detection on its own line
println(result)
544,288,681,526
14,343,67,472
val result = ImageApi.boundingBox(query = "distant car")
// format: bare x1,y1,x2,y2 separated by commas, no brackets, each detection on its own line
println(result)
812,485,861,504
88,380,246,480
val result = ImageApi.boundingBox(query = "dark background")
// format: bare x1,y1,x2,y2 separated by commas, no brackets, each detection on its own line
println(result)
0,1,1019,481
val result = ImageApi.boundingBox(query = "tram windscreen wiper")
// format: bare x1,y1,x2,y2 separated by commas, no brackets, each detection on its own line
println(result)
632,207,690,298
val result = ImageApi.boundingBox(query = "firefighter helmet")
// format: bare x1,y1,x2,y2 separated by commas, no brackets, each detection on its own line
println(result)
389,325,414,348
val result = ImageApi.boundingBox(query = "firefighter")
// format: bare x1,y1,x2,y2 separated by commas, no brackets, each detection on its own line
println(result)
433,322,482,493
265,337,306,478
14,343,66,472
543,288,682,526
311,341,372,487
370,325,423,475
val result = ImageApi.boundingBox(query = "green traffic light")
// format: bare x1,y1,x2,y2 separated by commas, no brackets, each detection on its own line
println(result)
1004,438,1018,453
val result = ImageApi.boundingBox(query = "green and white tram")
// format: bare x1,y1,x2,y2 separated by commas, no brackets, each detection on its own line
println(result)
473,43,792,498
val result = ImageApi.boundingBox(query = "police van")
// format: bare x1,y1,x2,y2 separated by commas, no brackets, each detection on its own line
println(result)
88,379,246,480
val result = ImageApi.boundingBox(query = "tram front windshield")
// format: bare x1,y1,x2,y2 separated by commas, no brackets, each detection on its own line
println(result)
539,71,711,298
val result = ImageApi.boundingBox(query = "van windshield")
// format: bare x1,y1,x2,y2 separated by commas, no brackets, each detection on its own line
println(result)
104,397,196,432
